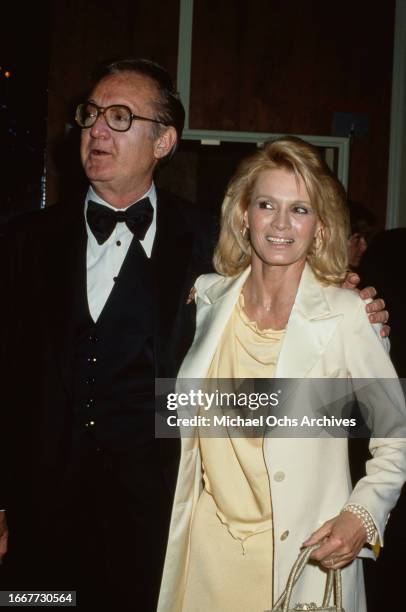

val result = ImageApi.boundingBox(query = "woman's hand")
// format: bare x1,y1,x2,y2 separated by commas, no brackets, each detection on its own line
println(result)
302,511,367,569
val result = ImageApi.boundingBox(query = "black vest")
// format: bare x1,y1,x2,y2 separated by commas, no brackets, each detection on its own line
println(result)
72,237,155,447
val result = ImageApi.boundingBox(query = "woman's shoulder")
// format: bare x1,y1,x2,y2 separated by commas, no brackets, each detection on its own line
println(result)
194,272,231,294
321,283,386,348
190,271,248,306
323,284,365,314
305,265,365,317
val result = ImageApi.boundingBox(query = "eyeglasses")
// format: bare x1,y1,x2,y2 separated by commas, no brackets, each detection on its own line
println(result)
75,101,168,132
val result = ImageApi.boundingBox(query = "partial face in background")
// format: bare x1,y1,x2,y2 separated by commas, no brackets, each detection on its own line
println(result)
348,233,368,268
244,168,320,270
80,72,171,198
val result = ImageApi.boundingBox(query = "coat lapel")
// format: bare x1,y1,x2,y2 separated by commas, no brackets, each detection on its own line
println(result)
275,264,343,378
180,264,343,381
178,268,250,379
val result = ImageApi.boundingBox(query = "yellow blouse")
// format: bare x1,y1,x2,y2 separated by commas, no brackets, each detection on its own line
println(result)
202,294,285,540
208,293,286,378
182,295,286,611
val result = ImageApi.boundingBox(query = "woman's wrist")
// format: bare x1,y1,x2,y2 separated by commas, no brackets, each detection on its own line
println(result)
341,504,377,544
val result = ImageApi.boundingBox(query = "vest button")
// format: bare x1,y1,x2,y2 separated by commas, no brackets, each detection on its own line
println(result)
89,335,99,343
274,471,285,482
85,377,95,385
87,356,97,364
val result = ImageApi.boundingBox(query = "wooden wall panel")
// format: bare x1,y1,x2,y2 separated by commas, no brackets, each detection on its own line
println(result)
190,0,395,228
47,0,180,202
47,0,395,229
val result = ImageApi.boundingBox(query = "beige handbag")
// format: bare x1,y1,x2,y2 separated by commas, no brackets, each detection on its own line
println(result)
268,545,345,612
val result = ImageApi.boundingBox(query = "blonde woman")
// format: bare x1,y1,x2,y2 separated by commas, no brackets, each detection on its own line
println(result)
158,137,406,612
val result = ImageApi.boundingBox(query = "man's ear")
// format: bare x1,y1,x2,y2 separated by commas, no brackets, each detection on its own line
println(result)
154,126,177,160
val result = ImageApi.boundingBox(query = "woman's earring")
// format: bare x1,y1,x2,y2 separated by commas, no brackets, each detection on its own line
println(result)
241,225,250,241
314,228,324,252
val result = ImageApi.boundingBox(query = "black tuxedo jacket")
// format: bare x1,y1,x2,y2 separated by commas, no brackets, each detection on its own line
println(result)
1,189,214,512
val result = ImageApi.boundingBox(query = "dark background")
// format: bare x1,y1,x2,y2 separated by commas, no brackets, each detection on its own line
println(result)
0,3,50,220
0,2,404,609
1,0,395,231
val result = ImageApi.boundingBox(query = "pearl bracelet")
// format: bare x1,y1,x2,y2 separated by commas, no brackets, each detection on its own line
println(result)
341,504,377,544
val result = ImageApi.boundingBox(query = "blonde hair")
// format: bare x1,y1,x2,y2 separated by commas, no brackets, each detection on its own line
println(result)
213,136,349,285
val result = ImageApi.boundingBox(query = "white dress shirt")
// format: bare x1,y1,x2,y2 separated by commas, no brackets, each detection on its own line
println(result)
85,183,157,322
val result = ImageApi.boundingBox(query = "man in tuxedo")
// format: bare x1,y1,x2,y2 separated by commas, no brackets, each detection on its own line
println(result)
0,57,389,611
0,58,212,611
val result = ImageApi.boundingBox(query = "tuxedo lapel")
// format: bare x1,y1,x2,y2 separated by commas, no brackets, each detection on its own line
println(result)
152,192,194,318
152,191,196,376
46,198,88,394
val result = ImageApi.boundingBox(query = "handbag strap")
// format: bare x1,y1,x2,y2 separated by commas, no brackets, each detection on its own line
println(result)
272,544,343,611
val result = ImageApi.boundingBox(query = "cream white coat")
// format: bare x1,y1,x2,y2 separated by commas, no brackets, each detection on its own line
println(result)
158,264,406,612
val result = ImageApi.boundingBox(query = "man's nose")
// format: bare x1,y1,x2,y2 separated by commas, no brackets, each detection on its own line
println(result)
89,112,110,138
359,237,368,254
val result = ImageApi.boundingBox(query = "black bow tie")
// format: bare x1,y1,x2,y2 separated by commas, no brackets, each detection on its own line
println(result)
87,198,154,245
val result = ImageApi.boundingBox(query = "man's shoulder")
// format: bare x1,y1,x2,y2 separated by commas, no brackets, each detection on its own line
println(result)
156,189,216,233
156,189,217,272
156,188,193,212
4,197,84,240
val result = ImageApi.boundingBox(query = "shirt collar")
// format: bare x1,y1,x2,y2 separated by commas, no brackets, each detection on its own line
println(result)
85,183,156,212
84,183,157,241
